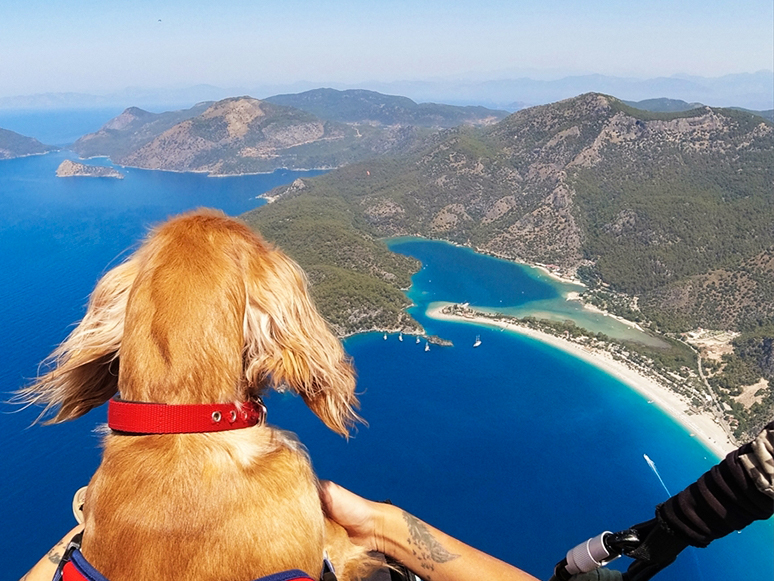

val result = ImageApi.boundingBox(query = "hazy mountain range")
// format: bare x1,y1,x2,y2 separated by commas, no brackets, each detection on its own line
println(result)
264,88,508,127
1,71,771,112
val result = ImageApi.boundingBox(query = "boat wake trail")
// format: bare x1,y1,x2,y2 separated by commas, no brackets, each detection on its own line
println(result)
643,454,671,496
644,454,707,581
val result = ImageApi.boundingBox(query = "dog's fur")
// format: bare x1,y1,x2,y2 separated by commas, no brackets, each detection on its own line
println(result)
19,209,377,581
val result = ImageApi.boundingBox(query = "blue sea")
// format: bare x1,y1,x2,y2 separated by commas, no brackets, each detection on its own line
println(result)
1,112,771,581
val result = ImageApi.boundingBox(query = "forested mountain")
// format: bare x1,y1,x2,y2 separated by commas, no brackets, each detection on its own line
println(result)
244,190,420,337
0,128,56,159
246,93,773,335
71,97,428,175
264,88,508,127
243,92,773,437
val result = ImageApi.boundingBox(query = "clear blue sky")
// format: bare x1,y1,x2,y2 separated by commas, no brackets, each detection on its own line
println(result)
1,0,772,96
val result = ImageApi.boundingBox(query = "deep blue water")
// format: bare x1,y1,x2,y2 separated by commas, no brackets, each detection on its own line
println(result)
0,108,126,146
0,120,771,580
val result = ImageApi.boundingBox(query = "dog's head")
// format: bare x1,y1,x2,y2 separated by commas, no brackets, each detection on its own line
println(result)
20,209,360,436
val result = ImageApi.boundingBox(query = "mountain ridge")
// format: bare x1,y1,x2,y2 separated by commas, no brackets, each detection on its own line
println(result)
2,71,771,111
71,96,434,175
242,92,773,437
255,93,773,332
0,127,57,159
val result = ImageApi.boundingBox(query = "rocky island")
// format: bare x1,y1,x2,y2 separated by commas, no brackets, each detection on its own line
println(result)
56,159,124,179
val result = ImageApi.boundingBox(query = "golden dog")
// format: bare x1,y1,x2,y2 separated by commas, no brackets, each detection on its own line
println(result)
20,209,376,581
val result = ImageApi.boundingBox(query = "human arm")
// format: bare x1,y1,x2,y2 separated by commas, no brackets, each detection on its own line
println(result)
19,524,83,581
319,480,540,581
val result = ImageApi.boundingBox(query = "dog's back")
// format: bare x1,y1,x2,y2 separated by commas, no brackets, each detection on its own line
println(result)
84,428,329,580
21,210,374,580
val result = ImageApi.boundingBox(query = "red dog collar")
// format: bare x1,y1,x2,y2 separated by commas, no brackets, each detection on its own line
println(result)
107,397,267,434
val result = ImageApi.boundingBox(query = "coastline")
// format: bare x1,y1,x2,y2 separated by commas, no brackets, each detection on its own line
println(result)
426,304,736,459
530,262,583,287
78,156,333,178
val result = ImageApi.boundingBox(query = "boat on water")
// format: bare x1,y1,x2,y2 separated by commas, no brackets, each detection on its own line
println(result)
424,342,430,352
416,336,420,344
473,335,482,347
383,333,387,340
399,333,403,342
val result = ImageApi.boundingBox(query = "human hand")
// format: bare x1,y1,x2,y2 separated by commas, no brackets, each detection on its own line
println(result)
622,518,688,581
319,480,387,554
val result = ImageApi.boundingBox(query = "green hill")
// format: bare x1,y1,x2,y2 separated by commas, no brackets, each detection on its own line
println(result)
622,97,704,112
621,98,773,122
242,190,421,337
265,88,509,128
264,94,774,332
730,107,774,122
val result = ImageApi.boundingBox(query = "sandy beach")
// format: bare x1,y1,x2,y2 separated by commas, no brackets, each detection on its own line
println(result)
530,263,583,287
427,304,737,459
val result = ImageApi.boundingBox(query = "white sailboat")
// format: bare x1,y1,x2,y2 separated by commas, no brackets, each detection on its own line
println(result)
399,333,403,342
424,342,430,352
383,333,387,340
473,335,482,348
416,336,420,344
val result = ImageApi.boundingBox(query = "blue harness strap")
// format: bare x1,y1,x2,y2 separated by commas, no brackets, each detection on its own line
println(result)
56,548,319,581
63,550,107,581
253,570,317,581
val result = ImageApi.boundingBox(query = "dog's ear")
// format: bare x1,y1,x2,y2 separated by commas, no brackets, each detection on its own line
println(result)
17,258,138,423
242,249,361,437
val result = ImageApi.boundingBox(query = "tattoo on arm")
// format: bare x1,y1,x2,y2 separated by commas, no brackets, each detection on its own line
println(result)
19,536,72,581
46,539,67,565
402,511,460,579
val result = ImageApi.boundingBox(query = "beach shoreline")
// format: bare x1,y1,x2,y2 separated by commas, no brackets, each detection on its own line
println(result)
530,262,583,287
426,304,736,460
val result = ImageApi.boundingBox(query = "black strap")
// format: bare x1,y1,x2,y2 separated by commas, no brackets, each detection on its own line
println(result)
320,554,337,581
52,531,84,581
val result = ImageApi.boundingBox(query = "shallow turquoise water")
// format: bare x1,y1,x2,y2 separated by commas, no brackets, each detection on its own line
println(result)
388,237,667,347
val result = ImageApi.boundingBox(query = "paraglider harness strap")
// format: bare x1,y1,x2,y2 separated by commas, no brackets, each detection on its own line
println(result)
52,531,337,581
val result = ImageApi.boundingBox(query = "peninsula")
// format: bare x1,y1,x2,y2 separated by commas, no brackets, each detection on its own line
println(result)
0,127,56,159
